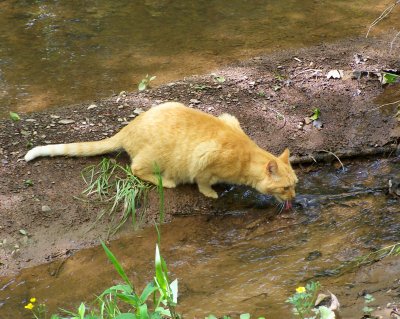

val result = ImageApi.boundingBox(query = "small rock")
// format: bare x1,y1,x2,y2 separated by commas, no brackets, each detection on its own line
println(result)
326,70,344,79
41,205,51,213
313,119,323,129
50,115,60,119
25,119,36,122
304,117,312,125
58,119,75,125
190,99,200,104
87,104,97,110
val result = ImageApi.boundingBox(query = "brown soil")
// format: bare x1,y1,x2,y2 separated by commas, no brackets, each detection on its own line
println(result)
0,35,399,303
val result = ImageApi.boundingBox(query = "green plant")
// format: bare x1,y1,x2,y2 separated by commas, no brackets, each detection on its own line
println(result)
81,158,152,235
24,297,54,319
9,111,20,121
82,158,118,198
138,74,156,91
257,90,266,97
154,164,165,224
274,73,286,81
362,294,375,316
193,84,210,91
382,72,400,84
331,242,400,276
310,108,321,121
24,179,34,187
211,73,225,83
286,282,334,319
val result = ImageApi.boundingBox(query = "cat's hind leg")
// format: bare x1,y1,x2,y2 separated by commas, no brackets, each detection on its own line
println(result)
130,156,176,188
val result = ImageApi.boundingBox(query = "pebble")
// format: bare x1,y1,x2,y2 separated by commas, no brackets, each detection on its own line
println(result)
50,115,60,119
58,119,75,125
41,205,51,213
87,104,97,110
25,119,36,122
190,99,200,104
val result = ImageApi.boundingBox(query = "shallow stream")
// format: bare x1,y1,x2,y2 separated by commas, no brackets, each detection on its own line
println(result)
0,158,399,318
0,0,395,116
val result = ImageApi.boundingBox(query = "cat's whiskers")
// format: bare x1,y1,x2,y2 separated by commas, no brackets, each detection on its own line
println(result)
275,201,285,214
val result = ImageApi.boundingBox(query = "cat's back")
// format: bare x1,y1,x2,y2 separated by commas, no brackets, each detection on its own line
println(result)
131,102,242,139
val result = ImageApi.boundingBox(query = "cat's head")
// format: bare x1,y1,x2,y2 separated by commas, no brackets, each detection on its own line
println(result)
255,148,298,204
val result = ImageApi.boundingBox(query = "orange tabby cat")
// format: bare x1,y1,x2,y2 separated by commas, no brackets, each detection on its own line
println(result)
25,102,298,204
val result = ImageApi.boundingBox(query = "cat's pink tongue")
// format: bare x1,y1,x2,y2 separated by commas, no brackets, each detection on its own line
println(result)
285,201,292,210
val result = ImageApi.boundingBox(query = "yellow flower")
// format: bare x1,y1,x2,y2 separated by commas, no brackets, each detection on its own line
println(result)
29,297,36,303
24,303,34,310
296,286,306,293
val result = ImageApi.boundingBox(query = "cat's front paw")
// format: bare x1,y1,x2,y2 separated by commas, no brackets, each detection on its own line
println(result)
199,187,218,199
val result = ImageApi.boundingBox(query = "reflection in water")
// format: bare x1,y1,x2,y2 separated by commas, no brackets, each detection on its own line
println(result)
0,158,399,318
0,0,396,116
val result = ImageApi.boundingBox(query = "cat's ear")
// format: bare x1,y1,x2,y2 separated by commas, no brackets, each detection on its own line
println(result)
267,159,278,175
279,148,290,164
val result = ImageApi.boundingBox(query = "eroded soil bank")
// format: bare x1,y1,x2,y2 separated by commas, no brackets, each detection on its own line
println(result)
0,35,399,316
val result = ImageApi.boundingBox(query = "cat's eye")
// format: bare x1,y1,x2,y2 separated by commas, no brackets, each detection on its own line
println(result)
283,186,290,191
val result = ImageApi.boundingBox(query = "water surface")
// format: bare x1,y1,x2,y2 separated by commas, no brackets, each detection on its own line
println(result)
0,0,395,116
1,158,399,318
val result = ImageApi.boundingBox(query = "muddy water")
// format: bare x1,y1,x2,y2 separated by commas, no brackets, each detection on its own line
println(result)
1,158,399,318
0,1,396,116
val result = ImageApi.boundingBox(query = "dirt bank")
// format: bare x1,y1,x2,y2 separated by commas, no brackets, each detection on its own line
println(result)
0,35,399,278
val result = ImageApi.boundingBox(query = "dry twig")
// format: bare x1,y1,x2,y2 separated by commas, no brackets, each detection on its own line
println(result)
366,1,400,38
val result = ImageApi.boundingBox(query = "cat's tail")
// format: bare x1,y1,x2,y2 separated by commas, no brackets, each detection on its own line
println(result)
24,134,123,162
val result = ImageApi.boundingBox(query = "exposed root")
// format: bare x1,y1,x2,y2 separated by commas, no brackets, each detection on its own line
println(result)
290,145,399,165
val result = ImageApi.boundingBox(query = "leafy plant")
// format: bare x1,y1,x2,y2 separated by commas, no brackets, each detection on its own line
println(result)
310,108,321,121
286,282,335,319
382,72,400,84
9,111,21,121
257,90,266,97
272,84,281,92
24,179,34,187
211,73,225,84
362,294,375,316
138,74,156,91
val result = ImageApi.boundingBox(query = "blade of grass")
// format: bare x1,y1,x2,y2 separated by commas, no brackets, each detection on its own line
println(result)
101,241,134,290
